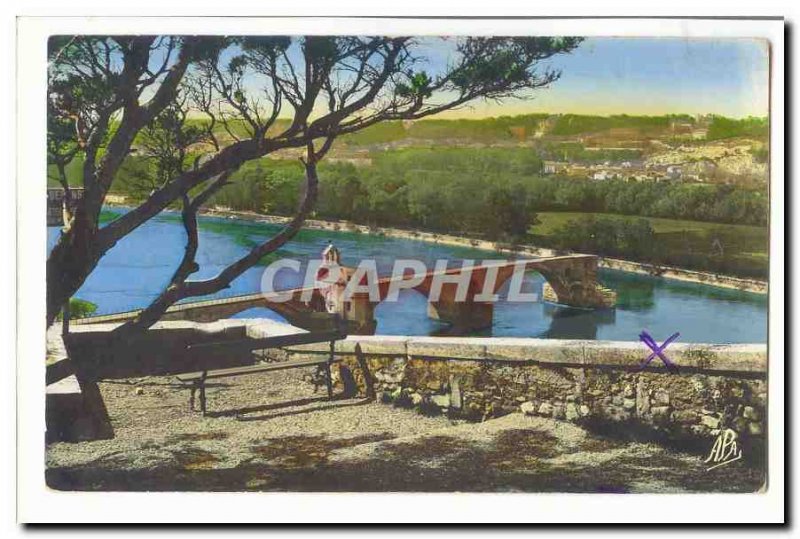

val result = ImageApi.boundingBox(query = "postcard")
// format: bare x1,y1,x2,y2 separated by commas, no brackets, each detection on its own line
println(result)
16,16,785,524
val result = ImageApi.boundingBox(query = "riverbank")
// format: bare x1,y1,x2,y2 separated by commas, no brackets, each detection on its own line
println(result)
193,206,768,295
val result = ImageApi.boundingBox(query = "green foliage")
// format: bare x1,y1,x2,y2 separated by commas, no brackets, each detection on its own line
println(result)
547,216,656,259
548,114,686,136
536,142,642,163
209,159,303,213
706,116,769,141
47,156,85,187
751,145,769,164
396,71,433,99
107,145,767,234
335,113,767,148
56,298,98,320
338,114,554,145
531,212,768,279
338,122,408,145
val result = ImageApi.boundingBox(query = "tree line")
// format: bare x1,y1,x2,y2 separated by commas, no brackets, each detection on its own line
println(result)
205,148,768,238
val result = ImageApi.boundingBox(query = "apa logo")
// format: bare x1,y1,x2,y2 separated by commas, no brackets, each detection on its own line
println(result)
704,429,743,471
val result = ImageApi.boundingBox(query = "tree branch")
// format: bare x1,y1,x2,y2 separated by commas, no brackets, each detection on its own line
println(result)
114,146,319,333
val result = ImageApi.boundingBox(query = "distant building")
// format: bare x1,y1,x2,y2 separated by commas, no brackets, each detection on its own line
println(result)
665,165,683,180
565,165,590,178
543,161,569,175
105,193,127,204
629,173,653,182
670,121,694,134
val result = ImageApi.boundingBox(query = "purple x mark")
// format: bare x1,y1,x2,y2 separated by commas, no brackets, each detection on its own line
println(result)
638,331,680,372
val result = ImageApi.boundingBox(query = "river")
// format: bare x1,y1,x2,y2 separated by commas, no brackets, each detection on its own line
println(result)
47,208,768,343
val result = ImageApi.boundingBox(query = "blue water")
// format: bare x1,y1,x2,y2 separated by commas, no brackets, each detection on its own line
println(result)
48,207,768,343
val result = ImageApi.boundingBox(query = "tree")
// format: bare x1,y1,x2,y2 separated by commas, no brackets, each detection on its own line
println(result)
46,35,583,332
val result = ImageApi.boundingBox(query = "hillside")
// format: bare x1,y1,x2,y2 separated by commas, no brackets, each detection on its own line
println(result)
295,113,769,186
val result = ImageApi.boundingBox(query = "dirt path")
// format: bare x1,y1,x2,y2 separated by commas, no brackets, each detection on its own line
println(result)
46,368,764,492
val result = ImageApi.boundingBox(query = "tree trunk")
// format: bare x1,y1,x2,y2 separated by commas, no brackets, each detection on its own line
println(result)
46,212,101,327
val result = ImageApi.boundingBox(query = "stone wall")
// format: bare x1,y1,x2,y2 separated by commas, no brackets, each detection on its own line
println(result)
284,336,767,450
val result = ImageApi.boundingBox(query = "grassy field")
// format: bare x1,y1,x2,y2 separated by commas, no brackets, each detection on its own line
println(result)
530,211,768,278
532,211,766,237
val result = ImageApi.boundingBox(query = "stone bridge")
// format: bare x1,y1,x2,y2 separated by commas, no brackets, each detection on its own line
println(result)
75,254,616,333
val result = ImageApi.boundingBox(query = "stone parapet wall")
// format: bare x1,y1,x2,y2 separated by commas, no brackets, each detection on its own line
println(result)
283,336,767,448
56,318,767,451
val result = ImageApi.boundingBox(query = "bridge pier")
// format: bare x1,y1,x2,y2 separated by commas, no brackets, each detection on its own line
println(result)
537,257,616,309
427,301,494,332
342,294,378,334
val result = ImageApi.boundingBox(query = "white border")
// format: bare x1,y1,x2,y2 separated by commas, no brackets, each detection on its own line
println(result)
16,16,785,524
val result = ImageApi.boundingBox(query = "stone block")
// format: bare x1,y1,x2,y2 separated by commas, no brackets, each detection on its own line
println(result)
426,380,442,391
538,402,553,416
407,337,485,360
672,409,698,424
743,406,761,421
552,403,566,420
651,406,671,419
484,338,585,364
245,319,307,339
520,401,536,415
636,395,651,417
653,390,670,406
623,398,636,410
677,343,767,373
582,340,644,368
449,378,463,409
732,417,749,433
46,376,113,442
347,336,409,356
566,403,579,421
431,394,450,408
701,414,721,429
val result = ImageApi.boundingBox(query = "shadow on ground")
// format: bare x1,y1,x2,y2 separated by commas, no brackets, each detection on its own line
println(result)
47,425,764,492
45,371,766,493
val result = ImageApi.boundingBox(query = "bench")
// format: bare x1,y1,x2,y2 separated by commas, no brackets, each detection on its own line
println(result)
175,327,348,416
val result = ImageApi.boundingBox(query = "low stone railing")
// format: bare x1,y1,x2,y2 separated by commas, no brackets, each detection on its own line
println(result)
281,334,767,445
55,318,767,448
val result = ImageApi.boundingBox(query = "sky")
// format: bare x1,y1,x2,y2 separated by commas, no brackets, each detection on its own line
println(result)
144,35,770,120
427,37,770,119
